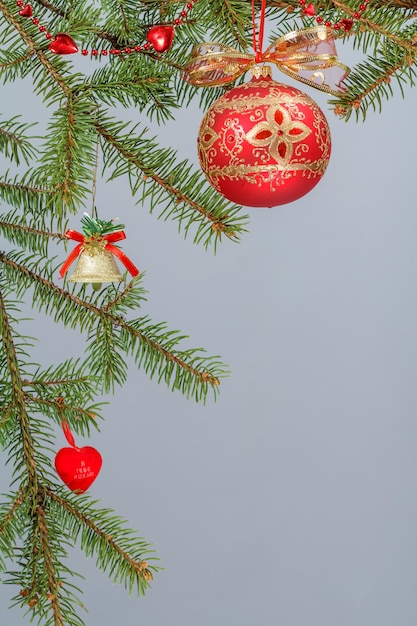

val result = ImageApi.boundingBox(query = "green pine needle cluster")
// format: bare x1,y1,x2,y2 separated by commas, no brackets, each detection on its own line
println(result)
0,0,416,624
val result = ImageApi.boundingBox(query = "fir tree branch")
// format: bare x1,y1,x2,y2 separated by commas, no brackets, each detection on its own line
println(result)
96,121,220,222
0,253,224,397
36,502,64,626
59,97,77,206
0,0,70,96
101,279,135,312
22,376,90,387
9,486,87,625
0,289,38,491
95,120,246,245
21,360,98,399
0,490,24,546
0,220,65,241
0,181,54,196
32,96,100,215
46,488,155,590
23,395,97,425
0,49,34,69
0,206,67,255
2,2,416,622
349,60,404,113
0,117,37,165
0,178,59,217
0,400,15,432
212,0,252,47
38,95,97,212
331,46,416,118
33,0,70,19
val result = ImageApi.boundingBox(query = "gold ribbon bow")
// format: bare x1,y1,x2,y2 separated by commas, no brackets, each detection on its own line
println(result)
182,26,350,95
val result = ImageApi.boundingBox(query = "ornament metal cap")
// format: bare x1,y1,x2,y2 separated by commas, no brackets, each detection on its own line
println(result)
250,65,273,79
69,249,123,285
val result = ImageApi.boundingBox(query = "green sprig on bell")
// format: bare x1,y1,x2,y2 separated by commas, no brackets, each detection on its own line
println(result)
80,210,125,237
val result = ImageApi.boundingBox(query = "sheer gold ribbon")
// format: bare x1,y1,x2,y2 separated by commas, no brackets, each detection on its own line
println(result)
182,26,350,95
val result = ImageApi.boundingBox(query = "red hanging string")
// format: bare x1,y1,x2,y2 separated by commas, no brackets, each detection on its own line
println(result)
55,398,80,450
251,0,267,63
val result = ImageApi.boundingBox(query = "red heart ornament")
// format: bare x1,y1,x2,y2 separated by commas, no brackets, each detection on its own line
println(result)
49,33,78,55
19,4,33,17
146,25,175,53
55,446,102,493
340,18,354,32
303,3,315,15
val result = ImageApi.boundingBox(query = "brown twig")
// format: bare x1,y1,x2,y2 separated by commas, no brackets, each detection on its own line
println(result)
0,220,65,240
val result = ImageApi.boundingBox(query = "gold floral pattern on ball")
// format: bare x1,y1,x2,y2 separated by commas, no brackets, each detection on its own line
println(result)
245,104,311,166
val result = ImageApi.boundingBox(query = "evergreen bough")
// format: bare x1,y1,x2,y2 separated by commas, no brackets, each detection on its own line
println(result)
0,0,416,624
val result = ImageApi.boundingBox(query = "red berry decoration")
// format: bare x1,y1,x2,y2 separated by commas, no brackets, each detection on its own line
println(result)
197,67,331,207
49,33,78,55
146,25,175,52
55,421,102,493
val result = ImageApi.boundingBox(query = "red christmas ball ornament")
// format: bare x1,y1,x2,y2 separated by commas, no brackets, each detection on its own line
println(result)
197,66,331,207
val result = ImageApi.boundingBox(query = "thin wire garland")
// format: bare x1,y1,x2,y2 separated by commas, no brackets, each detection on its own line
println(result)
15,0,371,58
298,0,371,32
15,0,199,56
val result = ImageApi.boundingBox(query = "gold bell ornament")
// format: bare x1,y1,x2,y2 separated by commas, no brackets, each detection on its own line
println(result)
59,213,139,290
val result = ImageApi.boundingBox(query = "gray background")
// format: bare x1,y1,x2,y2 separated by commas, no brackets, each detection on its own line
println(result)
1,35,417,626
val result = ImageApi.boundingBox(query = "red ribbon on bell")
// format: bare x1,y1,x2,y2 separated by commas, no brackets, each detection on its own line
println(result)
59,229,139,278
